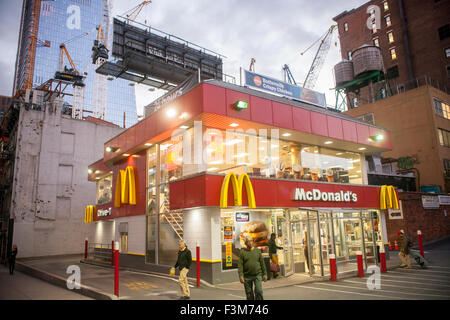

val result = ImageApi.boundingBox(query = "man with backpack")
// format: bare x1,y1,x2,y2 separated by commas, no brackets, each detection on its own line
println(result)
397,230,412,269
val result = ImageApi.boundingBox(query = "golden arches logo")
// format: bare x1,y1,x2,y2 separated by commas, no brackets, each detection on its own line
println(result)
220,172,256,208
114,166,137,208
380,185,399,210
84,205,95,223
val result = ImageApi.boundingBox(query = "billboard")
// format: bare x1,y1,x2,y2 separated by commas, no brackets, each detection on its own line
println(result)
243,69,326,108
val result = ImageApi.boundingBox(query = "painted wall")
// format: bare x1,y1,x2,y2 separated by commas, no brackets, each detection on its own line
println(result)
11,99,124,257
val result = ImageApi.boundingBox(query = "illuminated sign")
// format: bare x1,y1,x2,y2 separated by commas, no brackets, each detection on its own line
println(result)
225,242,233,267
236,212,249,222
294,188,358,202
379,185,399,210
220,172,256,208
234,100,248,110
114,166,137,208
224,226,233,241
97,208,112,217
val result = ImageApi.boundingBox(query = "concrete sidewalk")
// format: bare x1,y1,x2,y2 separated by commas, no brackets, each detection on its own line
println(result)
13,251,405,299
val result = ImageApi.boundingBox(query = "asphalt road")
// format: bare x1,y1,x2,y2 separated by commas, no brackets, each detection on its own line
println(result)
0,266,91,300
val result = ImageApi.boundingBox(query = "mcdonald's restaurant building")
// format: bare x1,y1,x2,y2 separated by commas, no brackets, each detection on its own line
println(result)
86,80,399,284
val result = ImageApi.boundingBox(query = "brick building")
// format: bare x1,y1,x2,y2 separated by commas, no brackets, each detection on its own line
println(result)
333,0,450,106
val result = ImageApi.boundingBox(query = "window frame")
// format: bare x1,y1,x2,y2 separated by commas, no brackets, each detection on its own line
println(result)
390,47,397,60
387,31,394,44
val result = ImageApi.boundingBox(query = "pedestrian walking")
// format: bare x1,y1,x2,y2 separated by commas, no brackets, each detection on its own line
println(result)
397,230,411,269
9,244,18,275
172,239,192,300
303,231,315,273
238,235,267,300
268,233,283,279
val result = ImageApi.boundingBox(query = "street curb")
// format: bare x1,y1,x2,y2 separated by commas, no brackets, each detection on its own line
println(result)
15,262,118,300
80,259,215,288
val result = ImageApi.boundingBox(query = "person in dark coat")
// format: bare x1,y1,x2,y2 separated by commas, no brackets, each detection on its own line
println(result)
173,239,192,300
268,233,283,278
397,230,411,269
238,235,267,300
9,244,18,275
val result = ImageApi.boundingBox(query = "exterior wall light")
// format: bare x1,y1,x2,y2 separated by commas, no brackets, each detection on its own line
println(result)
234,100,248,110
324,141,333,144
282,133,291,137
166,108,177,118
229,123,239,127
123,153,130,157
106,146,117,152
88,169,93,174
369,134,384,142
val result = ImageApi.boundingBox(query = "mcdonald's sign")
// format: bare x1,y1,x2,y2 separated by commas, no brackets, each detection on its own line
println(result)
84,205,95,223
114,166,137,208
379,185,399,210
220,172,256,208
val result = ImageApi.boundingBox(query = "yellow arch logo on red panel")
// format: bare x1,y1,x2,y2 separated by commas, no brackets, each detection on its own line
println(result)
84,205,95,223
380,185,399,210
114,166,137,208
220,172,256,208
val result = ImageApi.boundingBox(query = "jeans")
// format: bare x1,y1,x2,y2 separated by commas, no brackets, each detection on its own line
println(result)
9,261,15,275
243,274,264,300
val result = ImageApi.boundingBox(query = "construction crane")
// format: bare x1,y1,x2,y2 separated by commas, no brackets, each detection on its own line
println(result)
249,58,256,72
122,1,152,22
282,64,297,85
301,25,337,90
91,24,109,120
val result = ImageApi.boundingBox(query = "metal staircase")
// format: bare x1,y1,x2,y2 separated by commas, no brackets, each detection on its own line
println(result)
163,212,183,240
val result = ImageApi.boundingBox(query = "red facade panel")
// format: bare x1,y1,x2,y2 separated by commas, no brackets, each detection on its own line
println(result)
327,115,344,140
203,83,226,115
356,123,370,145
250,95,273,125
169,174,382,210
342,119,358,143
272,102,294,129
310,112,329,137
292,107,312,134
225,90,251,121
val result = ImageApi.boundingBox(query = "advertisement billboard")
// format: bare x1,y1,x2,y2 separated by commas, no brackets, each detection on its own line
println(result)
243,69,326,108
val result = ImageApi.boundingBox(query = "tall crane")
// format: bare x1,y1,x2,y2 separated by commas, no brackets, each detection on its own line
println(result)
122,1,152,23
301,25,337,89
92,24,109,120
282,64,297,85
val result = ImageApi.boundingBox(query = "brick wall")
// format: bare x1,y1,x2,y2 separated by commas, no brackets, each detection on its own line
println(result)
385,192,450,246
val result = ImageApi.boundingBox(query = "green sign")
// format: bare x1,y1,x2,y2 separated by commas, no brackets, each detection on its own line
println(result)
398,157,418,170
234,100,248,110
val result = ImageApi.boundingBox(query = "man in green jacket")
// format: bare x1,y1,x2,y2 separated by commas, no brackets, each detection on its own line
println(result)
173,239,192,300
397,230,411,269
238,235,267,300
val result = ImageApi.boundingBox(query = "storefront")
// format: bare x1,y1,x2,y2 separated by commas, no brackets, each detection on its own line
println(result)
86,80,397,284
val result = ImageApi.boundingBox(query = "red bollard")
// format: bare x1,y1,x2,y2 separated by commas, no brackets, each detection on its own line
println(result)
111,240,114,266
379,246,387,273
388,241,392,251
417,230,424,258
114,248,119,297
394,240,399,251
356,251,364,277
329,254,337,281
84,238,88,260
196,242,200,287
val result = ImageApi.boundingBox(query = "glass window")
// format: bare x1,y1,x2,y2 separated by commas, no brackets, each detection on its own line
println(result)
372,22,377,34
344,22,348,32
383,1,389,11
385,15,391,27
434,99,450,120
373,38,380,47
96,175,112,205
390,48,397,60
446,48,450,58
347,51,352,60
387,31,394,43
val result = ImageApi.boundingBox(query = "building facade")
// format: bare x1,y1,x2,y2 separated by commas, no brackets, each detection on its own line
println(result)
13,0,138,127
345,84,450,193
85,80,402,284
8,97,123,258
333,0,450,106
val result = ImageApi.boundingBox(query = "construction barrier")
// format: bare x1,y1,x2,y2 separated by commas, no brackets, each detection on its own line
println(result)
329,254,337,281
114,245,119,297
394,240,399,251
84,238,88,260
356,251,364,277
379,246,387,273
196,242,200,287
417,230,424,258
111,241,115,266
388,241,392,251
